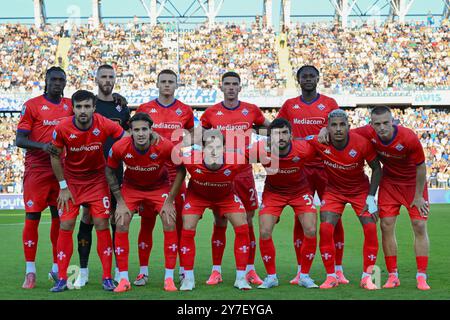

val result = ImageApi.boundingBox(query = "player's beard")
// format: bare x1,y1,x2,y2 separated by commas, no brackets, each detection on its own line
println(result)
99,85,113,96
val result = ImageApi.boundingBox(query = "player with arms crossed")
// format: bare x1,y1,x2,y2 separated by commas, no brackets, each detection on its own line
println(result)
247,118,318,289
75,64,131,287
320,106,431,290
200,71,270,286
49,90,127,292
178,130,252,291
277,65,348,284
308,109,381,290
106,112,185,292
16,66,72,288
135,69,194,285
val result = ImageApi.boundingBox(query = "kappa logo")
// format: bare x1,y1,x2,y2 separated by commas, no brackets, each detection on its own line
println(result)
371,138,377,144
224,169,231,176
41,105,49,111
175,108,183,116
26,200,34,207
195,168,203,174
150,108,157,113
93,128,100,136
395,144,404,151
69,134,77,139
216,111,224,116
292,156,300,162
125,153,133,159
317,104,325,111
324,149,332,155
242,108,249,116
349,149,357,158
293,104,300,109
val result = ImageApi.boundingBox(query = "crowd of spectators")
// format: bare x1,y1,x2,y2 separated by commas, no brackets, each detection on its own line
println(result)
2,21,449,94
0,24,59,93
0,114,24,194
287,21,450,93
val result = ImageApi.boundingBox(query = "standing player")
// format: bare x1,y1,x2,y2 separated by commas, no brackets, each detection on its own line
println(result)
178,130,251,291
344,106,430,290
200,71,270,286
16,66,72,289
308,109,381,290
276,65,347,284
74,64,131,287
106,112,185,292
247,118,318,289
135,69,194,285
49,90,127,292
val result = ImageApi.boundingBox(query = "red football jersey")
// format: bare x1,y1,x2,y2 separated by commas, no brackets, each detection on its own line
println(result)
353,125,425,186
52,113,124,182
277,94,339,167
200,101,266,174
182,150,242,200
136,99,194,144
107,135,174,189
247,140,316,195
16,95,72,171
307,132,377,195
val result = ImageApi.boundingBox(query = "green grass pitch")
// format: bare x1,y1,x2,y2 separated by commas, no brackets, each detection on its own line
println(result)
0,204,448,300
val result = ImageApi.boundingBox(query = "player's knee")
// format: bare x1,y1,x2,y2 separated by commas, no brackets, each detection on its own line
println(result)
303,225,316,238
259,226,272,240
116,224,129,233
93,218,109,231
60,220,75,231
380,218,395,232
412,220,427,236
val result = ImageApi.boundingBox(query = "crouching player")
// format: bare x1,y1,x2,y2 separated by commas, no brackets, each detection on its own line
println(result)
247,118,318,289
178,130,252,291
49,90,127,292
307,109,382,290
105,112,185,292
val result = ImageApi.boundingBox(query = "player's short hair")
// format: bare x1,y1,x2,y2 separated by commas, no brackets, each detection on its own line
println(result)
44,66,66,96
96,64,115,76
202,129,224,147
268,118,292,134
328,109,348,124
71,90,96,107
296,65,320,80
221,71,241,84
157,69,178,82
371,106,392,116
129,112,154,128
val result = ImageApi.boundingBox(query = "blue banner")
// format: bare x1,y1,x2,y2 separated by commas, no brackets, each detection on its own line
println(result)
121,88,218,106
0,194,24,210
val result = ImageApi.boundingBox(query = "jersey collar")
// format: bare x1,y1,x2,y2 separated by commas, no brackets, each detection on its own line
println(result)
221,101,241,111
299,94,320,105
156,98,177,108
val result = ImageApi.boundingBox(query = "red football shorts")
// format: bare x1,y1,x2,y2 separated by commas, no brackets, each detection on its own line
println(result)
259,188,316,217
23,169,60,213
182,190,246,217
378,180,429,221
122,184,171,215
232,167,259,212
304,166,328,200
321,189,372,217
60,179,111,222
